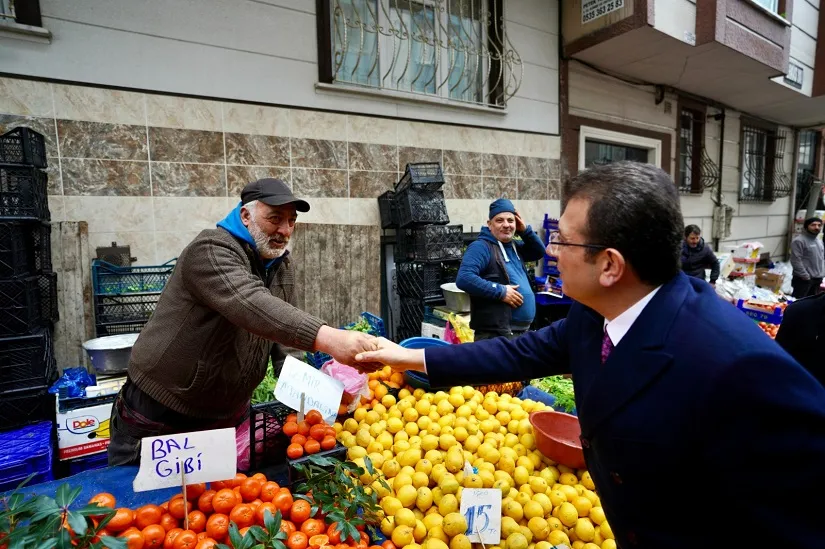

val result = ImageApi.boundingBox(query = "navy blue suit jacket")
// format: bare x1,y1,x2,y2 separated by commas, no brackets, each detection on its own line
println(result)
425,273,825,549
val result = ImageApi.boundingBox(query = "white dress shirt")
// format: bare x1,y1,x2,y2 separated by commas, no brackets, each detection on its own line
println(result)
603,286,663,346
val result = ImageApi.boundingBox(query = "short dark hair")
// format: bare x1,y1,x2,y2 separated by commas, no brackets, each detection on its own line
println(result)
564,161,683,286
684,224,701,238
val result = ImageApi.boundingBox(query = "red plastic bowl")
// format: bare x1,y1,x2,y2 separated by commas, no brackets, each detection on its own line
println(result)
529,410,586,469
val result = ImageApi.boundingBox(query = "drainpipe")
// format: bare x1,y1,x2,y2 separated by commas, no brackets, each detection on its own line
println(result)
786,129,803,261
712,108,726,252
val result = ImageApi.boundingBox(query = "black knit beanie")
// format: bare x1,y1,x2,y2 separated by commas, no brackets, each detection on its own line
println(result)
804,217,822,229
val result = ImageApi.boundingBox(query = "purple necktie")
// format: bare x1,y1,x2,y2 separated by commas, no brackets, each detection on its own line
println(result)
601,330,614,364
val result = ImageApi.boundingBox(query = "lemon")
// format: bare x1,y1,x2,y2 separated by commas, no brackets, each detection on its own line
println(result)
430,464,447,484
381,516,395,536
425,450,444,465
527,517,550,541
503,500,524,522
528,477,548,494
397,484,418,508
367,452,385,470
396,508,417,528
574,518,595,542
439,434,458,451
589,506,605,525
422,512,443,531
601,540,617,549
519,526,533,543
348,446,367,460
412,471,429,489
383,459,401,478
519,433,536,450
423,538,448,549
367,440,385,454
436,400,454,416
392,525,415,547
442,512,468,537
547,530,570,547
399,448,422,467
523,501,544,521
445,453,464,474
515,491,532,508
463,435,482,453
483,399,497,414
532,493,552,515
513,466,530,487
395,473,413,489
559,472,578,486
535,542,552,549
414,520,427,543
463,474,483,488
356,430,373,448
343,418,359,433
558,502,578,527
421,434,439,451
493,479,511,496
572,496,592,518
600,521,614,540
449,534,471,549
366,410,380,425
418,416,432,432
593,528,604,546
506,533,528,549
383,497,403,517
583,489,599,506
377,432,394,450
579,470,595,490
438,494,458,515
501,516,521,538
571,541,585,549
516,456,534,473
547,517,562,532
415,487,434,511
426,527,449,544
558,485,578,503
416,399,432,415
405,422,420,437
394,440,411,454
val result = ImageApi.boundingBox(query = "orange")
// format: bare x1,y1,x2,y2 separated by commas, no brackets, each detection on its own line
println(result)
194,540,218,549
291,434,308,447
135,504,163,530
320,436,336,451
229,504,255,529
89,492,116,517
297,422,310,436
209,480,227,491
287,443,304,460
256,502,277,526
327,523,343,544
164,528,183,549
184,483,206,501
143,524,167,548
159,513,179,532
288,531,309,549
187,510,206,534
107,508,135,533
273,491,294,515
197,490,216,514
239,478,262,502
168,497,192,520
304,439,321,455
381,541,396,549
251,472,267,482
286,413,298,423
283,422,299,437
280,519,297,536
309,424,327,442
172,529,198,549
290,500,312,524
305,410,323,426
260,481,280,502
309,535,330,548
119,527,145,549
211,489,237,515
205,514,229,540
300,519,324,538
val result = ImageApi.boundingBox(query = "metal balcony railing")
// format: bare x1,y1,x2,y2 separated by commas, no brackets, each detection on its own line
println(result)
0,0,15,21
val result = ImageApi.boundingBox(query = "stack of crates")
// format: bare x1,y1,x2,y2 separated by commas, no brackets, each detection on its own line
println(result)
91,259,177,336
378,163,464,341
0,127,58,431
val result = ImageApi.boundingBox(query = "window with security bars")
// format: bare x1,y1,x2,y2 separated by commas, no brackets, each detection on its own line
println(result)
1,0,15,20
583,140,649,168
677,108,719,194
318,0,523,108
739,122,791,202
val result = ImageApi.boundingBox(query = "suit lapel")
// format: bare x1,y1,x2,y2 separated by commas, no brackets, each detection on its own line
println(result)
577,274,691,437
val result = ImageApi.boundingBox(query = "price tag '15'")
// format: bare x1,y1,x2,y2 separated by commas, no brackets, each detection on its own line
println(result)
459,488,502,545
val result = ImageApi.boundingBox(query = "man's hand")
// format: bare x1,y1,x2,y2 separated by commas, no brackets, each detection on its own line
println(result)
314,326,381,368
514,212,527,234
502,285,524,308
355,337,426,373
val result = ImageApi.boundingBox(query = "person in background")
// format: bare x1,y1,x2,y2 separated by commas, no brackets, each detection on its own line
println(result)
680,224,719,286
776,292,825,387
455,198,546,340
108,179,377,466
790,217,824,298
356,162,825,549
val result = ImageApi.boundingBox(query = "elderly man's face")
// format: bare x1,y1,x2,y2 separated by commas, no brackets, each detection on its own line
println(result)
488,212,516,243
241,202,298,259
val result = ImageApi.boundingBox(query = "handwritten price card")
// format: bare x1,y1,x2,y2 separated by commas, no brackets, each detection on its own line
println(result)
275,355,344,423
133,428,236,492
459,488,502,544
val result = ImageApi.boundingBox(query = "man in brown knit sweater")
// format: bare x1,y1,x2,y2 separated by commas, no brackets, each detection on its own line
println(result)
108,179,377,465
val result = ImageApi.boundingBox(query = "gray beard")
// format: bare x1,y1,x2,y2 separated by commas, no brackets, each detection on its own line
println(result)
249,220,287,259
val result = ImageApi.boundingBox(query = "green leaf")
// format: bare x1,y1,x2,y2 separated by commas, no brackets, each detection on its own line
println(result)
363,455,375,476
217,545,233,549
76,504,110,517
100,536,128,549
56,528,73,549
273,541,287,549
55,485,72,508
263,508,279,534
228,522,244,548
67,511,88,537
307,455,335,468
29,498,60,522
247,525,268,542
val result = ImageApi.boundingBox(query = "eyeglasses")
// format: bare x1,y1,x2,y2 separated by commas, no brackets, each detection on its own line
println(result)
548,231,608,256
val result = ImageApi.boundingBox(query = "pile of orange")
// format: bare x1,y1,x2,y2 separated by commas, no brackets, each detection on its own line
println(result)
282,410,338,460
757,321,779,339
84,472,393,549
362,367,405,409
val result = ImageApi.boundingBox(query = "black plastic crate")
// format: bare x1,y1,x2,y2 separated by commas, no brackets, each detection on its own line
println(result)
0,222,52,278
0,165,49,221
396,262,448,302
94,293,160,324
378,190,398,229
0,328,57,394
247,401,292,472
92,259,176,296
395,163,445,193
288,443,347,485
95,320,147,337
0,276,42,336
398,296,425,336
0,386,54,431
396,225,463,262
0,128,47,169
395,187,449,228
38,272,58,324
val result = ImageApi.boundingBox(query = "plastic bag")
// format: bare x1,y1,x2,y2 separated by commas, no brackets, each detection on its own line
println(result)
236,417,251,471
444,322,461,345
448,313,474,343
321,361,370,413
48,367,96,398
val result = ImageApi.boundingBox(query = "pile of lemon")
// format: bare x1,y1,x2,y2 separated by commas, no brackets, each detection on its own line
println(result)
333,385,616,549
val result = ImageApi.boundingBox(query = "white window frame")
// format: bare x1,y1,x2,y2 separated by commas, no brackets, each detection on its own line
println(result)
578,126,662,171
751,0,779,14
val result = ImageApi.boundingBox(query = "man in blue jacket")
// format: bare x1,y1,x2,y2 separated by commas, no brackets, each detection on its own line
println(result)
356,162,825,549
456,199,546,340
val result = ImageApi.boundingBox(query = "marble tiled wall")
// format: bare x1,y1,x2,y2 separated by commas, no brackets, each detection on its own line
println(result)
0,77,561,264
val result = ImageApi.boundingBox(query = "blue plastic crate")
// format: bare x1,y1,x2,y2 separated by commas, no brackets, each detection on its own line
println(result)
92,259,176,296
0,421,54,492
736,300,784,325
306,312,386,369
67,451,109,476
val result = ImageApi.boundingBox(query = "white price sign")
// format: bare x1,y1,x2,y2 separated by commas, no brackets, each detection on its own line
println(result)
275,355,344,423
132,428,236,492
459,488,502,545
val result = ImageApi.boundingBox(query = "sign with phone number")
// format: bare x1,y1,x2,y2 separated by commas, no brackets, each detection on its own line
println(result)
582,0,625,24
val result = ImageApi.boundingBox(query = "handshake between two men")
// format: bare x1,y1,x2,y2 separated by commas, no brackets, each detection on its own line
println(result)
316,326,424,374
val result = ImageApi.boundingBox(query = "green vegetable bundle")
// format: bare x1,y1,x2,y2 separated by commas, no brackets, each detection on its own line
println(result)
531,375,576,413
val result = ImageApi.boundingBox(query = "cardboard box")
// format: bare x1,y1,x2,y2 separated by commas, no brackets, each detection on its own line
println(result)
733,243,762,260
731,261,756,275
420,322,447,341
755,268,785,293
717,254,734,279
55,395,114,460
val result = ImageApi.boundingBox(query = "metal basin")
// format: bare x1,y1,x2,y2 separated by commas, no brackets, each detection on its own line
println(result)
440,282,471,312
82,333,139,374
